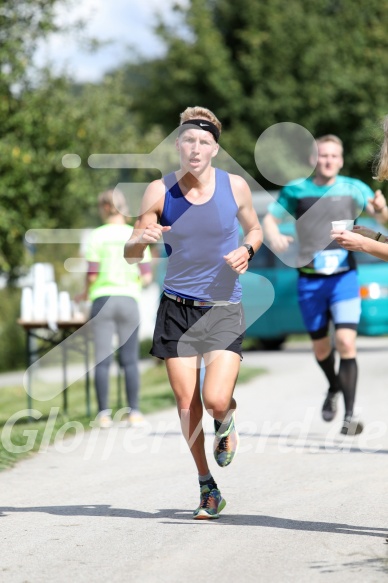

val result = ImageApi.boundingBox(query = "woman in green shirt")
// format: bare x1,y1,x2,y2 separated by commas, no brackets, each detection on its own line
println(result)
80,189,152,428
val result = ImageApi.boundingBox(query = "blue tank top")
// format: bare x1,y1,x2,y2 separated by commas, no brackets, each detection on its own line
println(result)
160,168,242,302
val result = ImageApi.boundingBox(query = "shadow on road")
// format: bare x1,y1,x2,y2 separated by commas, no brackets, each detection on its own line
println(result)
0,504,387,539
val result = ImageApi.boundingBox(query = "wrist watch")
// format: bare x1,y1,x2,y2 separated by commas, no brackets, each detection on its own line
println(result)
242,243,255,261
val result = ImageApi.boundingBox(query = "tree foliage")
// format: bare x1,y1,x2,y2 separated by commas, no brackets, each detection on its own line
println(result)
3,0,388,279
128,0,388,189
0,71,144,278
0,1,149,280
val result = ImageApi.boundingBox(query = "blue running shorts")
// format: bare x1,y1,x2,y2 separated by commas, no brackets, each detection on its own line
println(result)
297,270,361,339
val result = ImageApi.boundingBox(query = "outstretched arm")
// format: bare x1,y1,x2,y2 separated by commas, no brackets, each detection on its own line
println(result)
331,226,388,261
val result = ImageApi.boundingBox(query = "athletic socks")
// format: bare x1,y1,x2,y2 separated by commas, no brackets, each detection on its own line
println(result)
199,472,217,490
214,419,222,433
338,357,358,416
317,349,340,392
214,411,234,435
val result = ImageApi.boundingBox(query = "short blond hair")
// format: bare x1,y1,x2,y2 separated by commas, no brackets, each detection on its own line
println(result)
315,134,343,150
373,116,388,181
98,189,129,218
179,106,222,134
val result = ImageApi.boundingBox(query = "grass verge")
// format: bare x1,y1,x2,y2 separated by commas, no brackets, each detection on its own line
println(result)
0,362,264,471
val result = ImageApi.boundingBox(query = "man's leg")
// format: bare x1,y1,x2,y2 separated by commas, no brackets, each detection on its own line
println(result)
202,350,241,467
334,327,362,434
330,287,363,435
165,355,209,475
297,276,341,421
312,336,341,422
312,335,333,361
202,349,240,420
334,328,357,415
165,355,226,519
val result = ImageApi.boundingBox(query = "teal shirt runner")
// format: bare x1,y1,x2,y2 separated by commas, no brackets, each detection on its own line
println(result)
268,176,374,275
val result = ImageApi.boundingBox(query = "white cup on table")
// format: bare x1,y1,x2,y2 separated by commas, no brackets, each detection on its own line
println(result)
59,291,72,321
21,287,33,321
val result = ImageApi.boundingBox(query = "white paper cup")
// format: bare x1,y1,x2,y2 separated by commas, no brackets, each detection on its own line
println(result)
331,219,354,231
21,287,33,321
59,291,72,321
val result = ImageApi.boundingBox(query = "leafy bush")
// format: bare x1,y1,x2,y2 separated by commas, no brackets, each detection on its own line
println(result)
0,288,25,372
139,337,154,360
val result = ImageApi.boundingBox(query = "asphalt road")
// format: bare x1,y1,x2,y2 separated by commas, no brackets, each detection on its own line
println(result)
0,338,387,582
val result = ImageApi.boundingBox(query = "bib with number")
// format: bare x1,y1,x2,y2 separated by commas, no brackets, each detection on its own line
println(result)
312,249,350,275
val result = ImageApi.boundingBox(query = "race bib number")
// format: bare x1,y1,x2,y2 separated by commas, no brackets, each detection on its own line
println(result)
313,249,349,275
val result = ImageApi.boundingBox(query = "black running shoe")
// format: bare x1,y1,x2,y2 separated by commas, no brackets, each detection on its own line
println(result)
321,390,339,422
340,415,364,436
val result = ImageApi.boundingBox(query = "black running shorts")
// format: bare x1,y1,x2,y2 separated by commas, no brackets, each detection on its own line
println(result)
150,294,246,359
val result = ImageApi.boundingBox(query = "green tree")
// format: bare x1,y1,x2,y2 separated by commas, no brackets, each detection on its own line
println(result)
0,1,150,280
0,71,145,279
128,0,388,189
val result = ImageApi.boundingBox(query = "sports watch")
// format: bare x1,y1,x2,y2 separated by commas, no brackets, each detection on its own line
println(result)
242,243,255,261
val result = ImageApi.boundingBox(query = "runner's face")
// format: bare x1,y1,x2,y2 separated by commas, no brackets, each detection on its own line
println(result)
314,141,343,181
177,128,219,172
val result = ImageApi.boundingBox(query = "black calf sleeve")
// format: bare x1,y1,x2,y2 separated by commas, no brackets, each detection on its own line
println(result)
317,349,340,392
338,357,358,416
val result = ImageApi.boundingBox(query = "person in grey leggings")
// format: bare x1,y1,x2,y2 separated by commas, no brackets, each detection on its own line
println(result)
90,295,140,419
79,188,153,428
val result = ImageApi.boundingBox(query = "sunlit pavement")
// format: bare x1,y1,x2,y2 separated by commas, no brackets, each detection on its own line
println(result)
0,337,387,582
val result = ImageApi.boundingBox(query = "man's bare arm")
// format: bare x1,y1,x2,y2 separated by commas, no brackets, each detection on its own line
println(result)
223,174,263,274
124,180,170,264
262,212,294,253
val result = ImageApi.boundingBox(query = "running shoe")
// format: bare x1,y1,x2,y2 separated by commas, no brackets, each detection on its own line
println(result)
321,389,339,422
340,415,364,436
193,485,226,520
213,412,239,467
118,410,146,428
97,414,113,429
127,410,146,427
